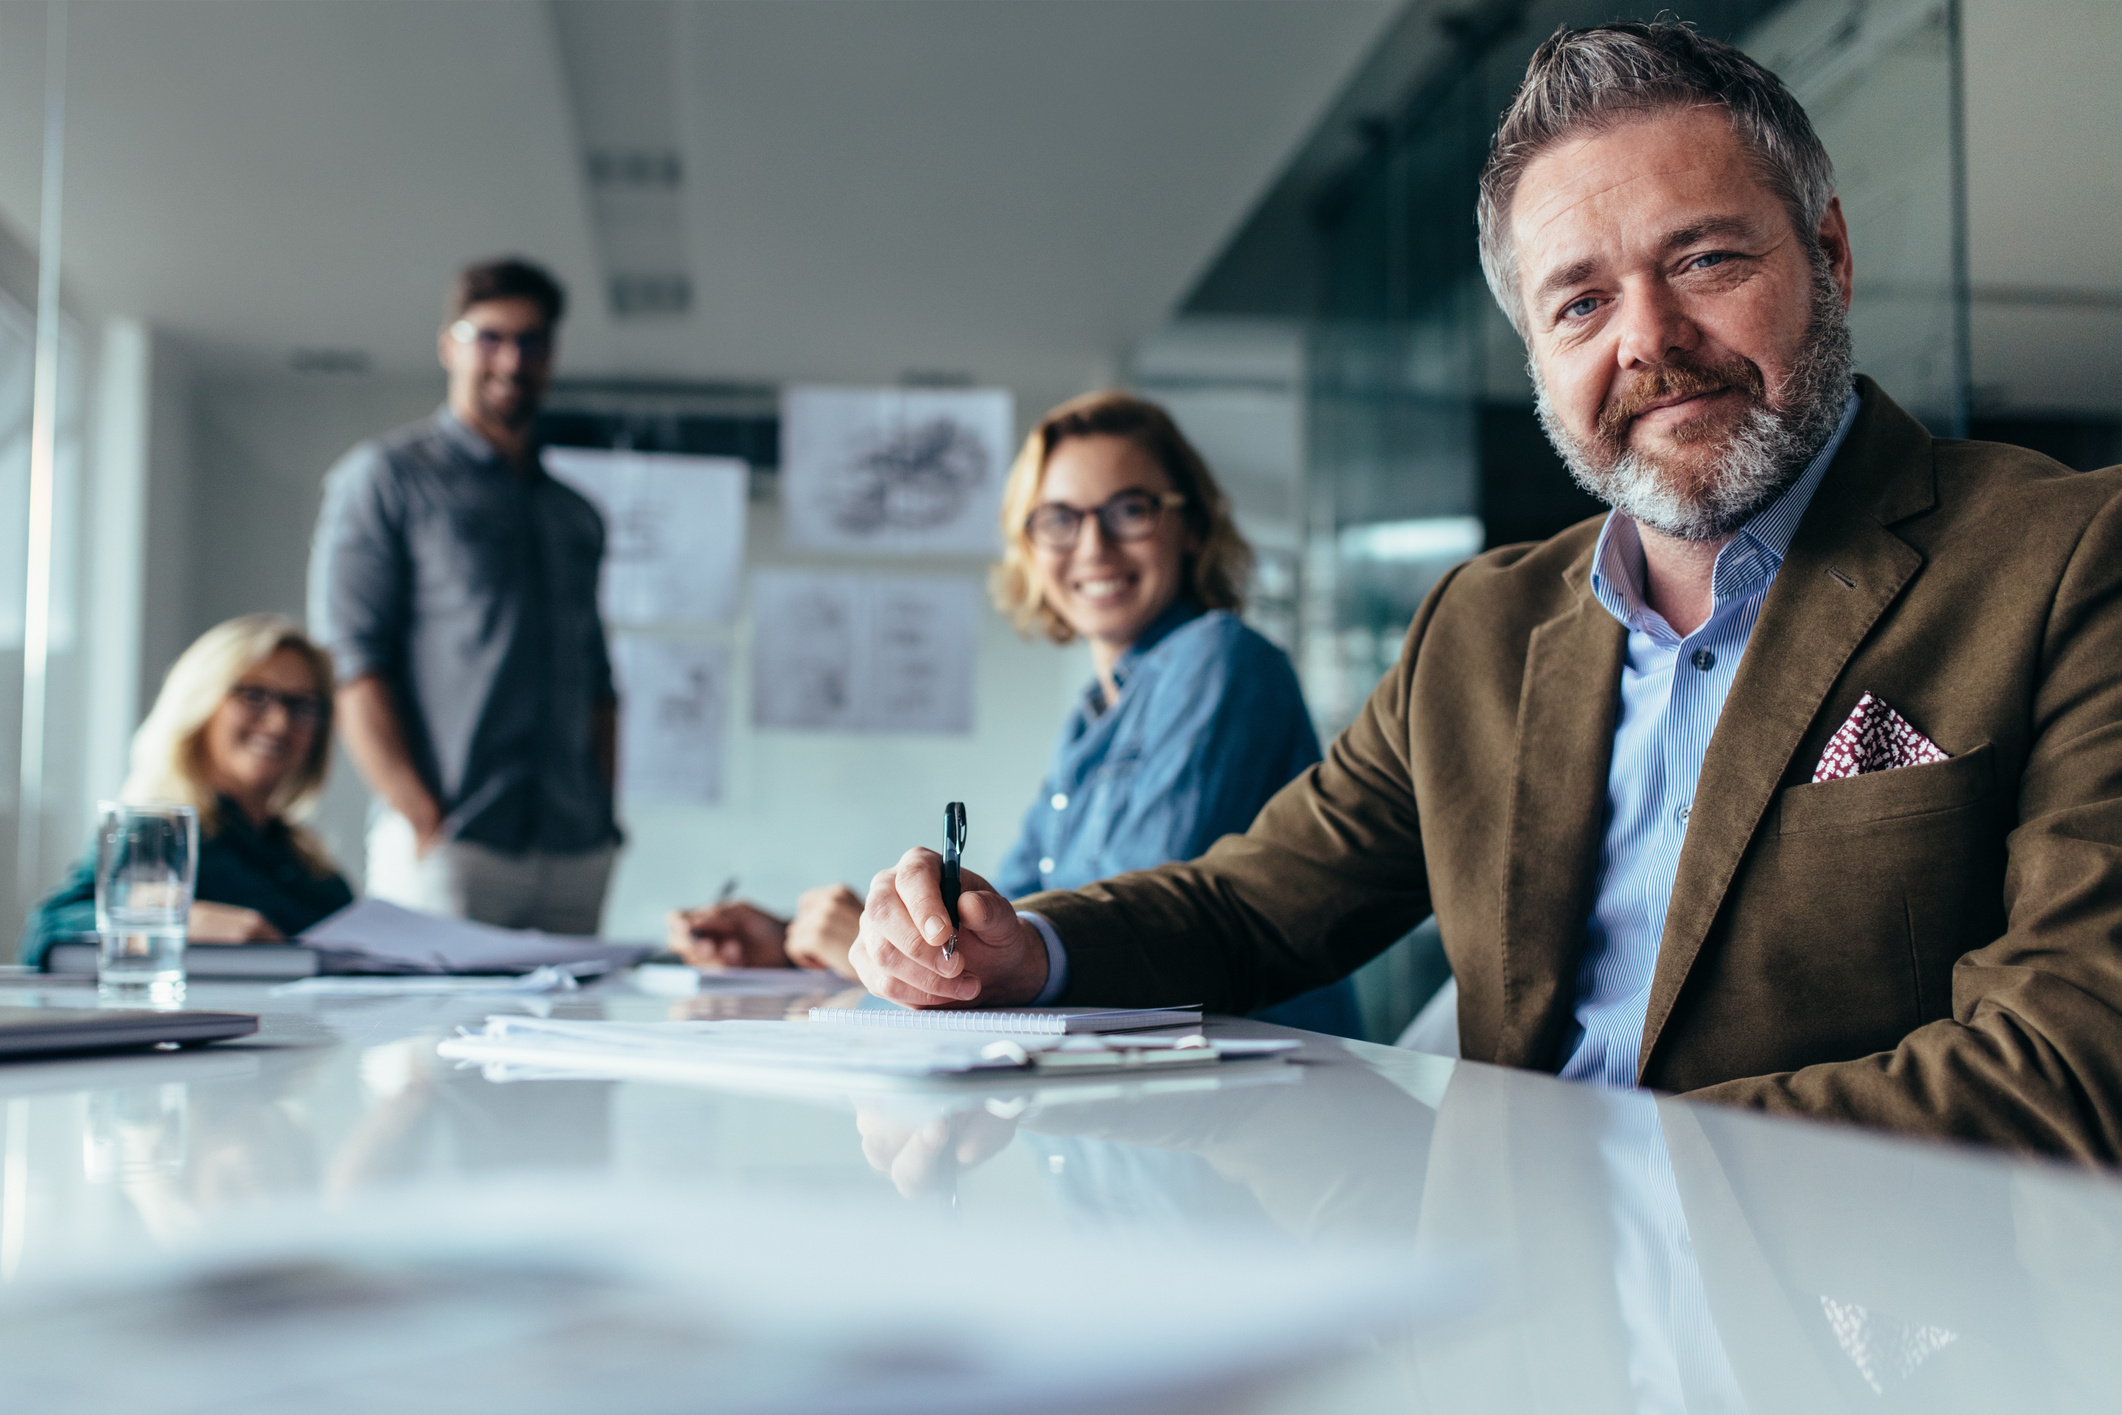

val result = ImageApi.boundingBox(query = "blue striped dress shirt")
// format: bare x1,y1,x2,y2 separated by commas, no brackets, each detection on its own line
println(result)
1559,394,1860,1088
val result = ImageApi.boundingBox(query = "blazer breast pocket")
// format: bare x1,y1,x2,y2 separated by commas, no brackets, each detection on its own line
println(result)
1778,740,1994,836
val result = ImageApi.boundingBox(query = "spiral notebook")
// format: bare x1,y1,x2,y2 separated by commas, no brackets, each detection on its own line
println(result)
807,1005,1201,1035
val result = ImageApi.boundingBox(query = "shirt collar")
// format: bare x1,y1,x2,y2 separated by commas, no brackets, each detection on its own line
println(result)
1087,598,1203,712
437,405,544,477
211,794,278,843
1590,390,1860,637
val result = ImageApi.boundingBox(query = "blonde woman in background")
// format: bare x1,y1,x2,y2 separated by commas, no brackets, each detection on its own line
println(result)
670,391,1362,1036
22,614,354,966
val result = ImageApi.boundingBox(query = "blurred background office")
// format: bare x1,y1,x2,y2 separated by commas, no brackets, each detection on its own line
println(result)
0,0,2110,1042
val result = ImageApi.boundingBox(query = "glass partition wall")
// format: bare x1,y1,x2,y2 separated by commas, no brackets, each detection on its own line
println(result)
1155,0,1972,1040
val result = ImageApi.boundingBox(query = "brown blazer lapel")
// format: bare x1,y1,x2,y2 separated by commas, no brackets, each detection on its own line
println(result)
1638,382,1935,1077
1496,551,1627,1069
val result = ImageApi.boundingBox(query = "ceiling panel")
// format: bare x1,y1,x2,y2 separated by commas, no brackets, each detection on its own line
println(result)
0,0,1401,394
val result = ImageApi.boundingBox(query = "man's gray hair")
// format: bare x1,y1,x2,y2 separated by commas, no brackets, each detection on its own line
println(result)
1477,21,1836,336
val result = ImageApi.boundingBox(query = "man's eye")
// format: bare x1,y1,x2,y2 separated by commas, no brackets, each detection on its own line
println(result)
1561,296,1599,320
1688,252,1731,271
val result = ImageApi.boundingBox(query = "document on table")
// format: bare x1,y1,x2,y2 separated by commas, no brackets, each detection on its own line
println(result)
273,966,583,998
438,1015,1297,1092
632,962,860,997
299,900,654,976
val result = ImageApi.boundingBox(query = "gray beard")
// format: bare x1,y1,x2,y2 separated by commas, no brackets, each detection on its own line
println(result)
1534,257,1856,543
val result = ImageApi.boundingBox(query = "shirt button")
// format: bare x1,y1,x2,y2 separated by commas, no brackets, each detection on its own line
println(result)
1676,804,1692,823
1038,857,1055,874
1691,648,1716,672
1051,793,1068,811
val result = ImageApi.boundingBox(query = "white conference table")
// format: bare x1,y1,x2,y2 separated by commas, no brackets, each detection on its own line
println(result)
0,973,2116,1412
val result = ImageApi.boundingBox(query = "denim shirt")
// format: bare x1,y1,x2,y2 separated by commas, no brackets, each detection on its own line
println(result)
1560,392,1859,1087
997,601,1364,1037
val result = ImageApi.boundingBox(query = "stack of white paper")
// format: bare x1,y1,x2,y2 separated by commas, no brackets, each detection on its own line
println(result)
438,1016,1298,1095
299,900,653,976
272,966,583,998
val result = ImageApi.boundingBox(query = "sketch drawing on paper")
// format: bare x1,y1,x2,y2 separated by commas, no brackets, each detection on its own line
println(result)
828,415,989,535
780,387,1013,556
751,570,976,734
751,577,855,730
613,636,729,805
543,447,747,626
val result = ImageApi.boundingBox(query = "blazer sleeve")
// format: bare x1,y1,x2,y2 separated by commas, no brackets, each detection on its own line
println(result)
1086,622,1322,878
1691,484,2122,1162
1020,578,1454,1014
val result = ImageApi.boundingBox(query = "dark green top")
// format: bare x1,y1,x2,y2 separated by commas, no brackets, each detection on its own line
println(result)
21,799,355,968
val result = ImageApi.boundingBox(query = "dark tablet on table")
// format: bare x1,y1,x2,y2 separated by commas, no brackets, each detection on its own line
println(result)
0,1006,258,1059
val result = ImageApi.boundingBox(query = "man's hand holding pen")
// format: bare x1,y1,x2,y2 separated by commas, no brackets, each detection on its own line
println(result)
850,846,1049,1008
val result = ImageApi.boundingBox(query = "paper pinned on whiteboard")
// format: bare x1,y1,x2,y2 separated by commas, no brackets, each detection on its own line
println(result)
780,386,1013,555
750,570,977,735
613,635,730,803
543,447,747,625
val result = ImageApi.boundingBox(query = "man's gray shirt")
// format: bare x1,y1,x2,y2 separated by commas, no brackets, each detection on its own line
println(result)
308,407,618,855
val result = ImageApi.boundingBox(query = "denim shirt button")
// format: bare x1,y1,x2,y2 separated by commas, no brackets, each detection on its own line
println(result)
1050,793,1068,811
1038,857,1055,874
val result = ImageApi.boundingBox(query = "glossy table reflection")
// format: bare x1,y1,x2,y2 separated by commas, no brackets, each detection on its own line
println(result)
0,974,2116,1412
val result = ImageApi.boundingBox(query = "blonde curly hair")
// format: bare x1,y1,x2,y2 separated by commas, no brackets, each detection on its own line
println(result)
990,391,1251,644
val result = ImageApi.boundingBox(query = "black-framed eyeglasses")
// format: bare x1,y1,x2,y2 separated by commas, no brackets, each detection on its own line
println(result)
1025,489,1187,552
449,320,553,362
230,683,327,727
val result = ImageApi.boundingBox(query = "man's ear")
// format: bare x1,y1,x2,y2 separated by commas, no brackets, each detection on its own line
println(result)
1816,196,1855,311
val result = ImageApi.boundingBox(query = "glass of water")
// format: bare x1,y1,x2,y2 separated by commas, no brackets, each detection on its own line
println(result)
94,802,199,998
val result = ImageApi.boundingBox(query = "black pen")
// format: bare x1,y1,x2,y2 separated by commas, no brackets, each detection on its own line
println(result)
941,801,966,962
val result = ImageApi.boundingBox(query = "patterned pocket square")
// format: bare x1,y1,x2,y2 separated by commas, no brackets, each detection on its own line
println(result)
1813,692,1949,783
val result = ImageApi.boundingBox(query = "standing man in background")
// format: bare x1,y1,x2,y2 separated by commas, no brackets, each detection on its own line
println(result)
308,257,620,934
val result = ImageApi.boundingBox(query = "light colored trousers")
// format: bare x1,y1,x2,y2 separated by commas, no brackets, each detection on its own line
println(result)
365,811,618,936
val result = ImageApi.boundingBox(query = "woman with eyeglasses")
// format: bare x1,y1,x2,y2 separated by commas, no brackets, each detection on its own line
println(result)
671,391,1363,1036
22,615,354,965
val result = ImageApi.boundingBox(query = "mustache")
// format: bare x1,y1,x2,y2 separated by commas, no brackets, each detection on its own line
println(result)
1594,352,1768,449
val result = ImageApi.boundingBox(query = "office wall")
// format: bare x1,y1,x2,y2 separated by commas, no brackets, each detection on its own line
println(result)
607,495,1084,940
164,368,1088,938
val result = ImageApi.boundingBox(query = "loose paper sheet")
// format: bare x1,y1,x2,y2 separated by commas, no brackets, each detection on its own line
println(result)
780,386,1013,555
611,635,729,804
543,446,747,625
749,570,977,734
298,899,651,974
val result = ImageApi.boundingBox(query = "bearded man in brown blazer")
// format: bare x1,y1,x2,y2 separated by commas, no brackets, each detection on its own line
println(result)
847,24,2122,1164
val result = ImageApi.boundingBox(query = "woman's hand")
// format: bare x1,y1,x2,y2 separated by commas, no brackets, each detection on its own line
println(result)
850,848,1048,1007
786,885,863,978
667,901,790,970
188,902,285,943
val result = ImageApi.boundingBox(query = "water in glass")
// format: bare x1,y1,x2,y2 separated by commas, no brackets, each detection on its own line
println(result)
95,803,199,997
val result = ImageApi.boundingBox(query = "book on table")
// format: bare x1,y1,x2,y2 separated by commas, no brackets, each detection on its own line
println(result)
42,900,654,980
